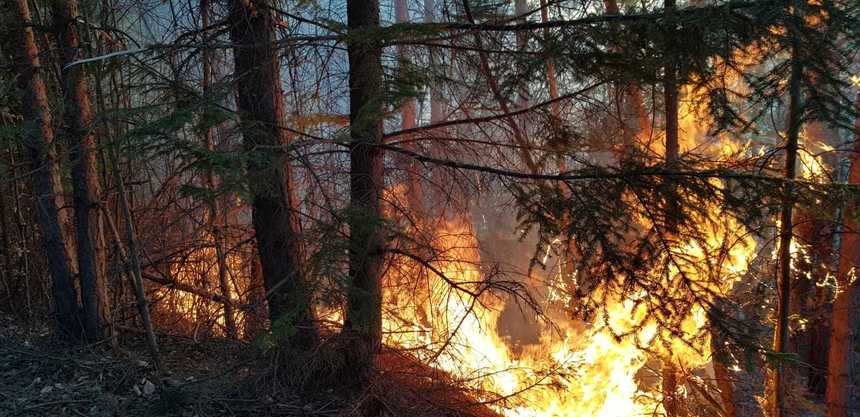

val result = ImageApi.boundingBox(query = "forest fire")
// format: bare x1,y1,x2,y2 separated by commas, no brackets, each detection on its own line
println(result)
379,199,756,416
2,0,859,416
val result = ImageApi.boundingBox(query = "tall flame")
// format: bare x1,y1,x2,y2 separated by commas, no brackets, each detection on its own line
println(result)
375,46,764,415
381,209,755,416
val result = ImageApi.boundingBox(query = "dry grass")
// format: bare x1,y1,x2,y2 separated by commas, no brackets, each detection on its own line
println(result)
0,315,503,417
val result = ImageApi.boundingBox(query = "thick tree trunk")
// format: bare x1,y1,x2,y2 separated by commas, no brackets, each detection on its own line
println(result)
345,0,385,377
8,0,80,339
769,35,802,417
52,0,110,342
201,0,237,340
825,91,860,417
229,0,318,348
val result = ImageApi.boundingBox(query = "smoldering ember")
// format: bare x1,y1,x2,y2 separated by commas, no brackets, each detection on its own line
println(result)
0,0,858,416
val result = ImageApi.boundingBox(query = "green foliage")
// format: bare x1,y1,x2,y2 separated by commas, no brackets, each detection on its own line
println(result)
386,57,434,109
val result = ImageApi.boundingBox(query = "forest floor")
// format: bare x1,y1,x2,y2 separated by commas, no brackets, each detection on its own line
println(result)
0,314,500,417
0,313,343,417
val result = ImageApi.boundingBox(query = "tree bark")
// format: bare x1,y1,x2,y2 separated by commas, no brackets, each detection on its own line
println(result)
604,0,651,150
662,363,687,417
424,0,444,126
661,3,684,414
229,0,318,348
825,90,860,417
710,304,739,417
769,29,802,417
345,0,385,377
52,0,110,342
663,0,679,164
539,0,559,118
7,0,80,340
395,0,424,216
99,187,160,371
201,0,237,340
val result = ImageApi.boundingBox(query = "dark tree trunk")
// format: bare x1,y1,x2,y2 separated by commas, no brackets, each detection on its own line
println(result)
769,30,802,417
344,0,385,378
229,0,318,348
663,0,680,230
7,0,80,340
52,0,109,342
663,0,679,165
604,0,651,150
201,0,237,340
104,153,161,371
661,3,684,414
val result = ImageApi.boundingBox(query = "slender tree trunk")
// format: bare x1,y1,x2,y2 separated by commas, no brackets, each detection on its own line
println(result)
769,30,802,417
105,149,161,371
229,0,318,348
7,0,81,340
604,0,650,152
514,0,529,108
52,0,110,342
660,2,685,414
395,0,424,216
0,180,9,301
201,0,237,340
539,0,559,118
424,0,444,126
345,0,385,377
663,0,679,164
825,90,860,417
9,148,34,321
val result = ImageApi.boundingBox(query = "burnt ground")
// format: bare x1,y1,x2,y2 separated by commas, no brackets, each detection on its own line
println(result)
0,314,500,417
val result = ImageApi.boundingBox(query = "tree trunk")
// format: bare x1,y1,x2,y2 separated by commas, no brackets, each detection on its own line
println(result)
791,121,836,395
424,0,444,126
661,0,681,281
539,0,559,117
395,0,424,216
663,0,679,164
201,0,237,340
514,0,529,108
100,184,161,371
604,0,651,150
345,0,385,378
229,0,318,348
662,363,687,417
661,3,684,414
825,90,860,417
769,31,802,417
52,0,110,342
7,0,80,340
710,303,739,417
